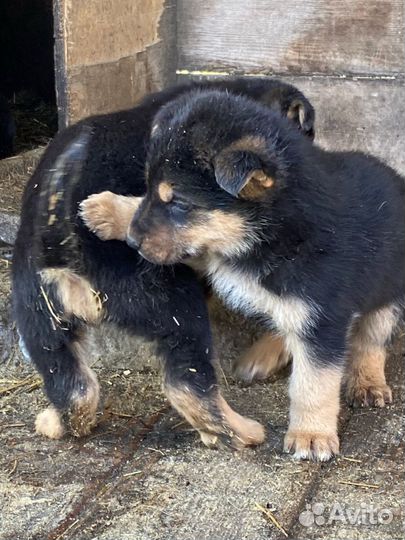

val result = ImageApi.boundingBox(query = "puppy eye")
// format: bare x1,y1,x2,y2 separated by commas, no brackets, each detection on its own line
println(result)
171,197,192,212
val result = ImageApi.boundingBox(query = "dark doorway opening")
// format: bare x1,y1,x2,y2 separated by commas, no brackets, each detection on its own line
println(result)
0,0,57,158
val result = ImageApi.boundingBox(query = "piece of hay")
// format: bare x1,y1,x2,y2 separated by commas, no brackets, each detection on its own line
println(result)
339,480,380,489
255,502,288,537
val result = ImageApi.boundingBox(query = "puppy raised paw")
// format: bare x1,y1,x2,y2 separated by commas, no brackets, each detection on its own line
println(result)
79,191,142,241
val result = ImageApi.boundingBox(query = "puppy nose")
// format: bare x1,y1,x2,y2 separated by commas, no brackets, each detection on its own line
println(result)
126,233,140,250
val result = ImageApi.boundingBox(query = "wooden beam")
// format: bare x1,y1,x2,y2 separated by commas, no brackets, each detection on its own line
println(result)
177,0,405,77
53,0,176,127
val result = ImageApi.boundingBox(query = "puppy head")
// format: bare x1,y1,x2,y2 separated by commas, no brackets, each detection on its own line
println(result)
128,91,296,265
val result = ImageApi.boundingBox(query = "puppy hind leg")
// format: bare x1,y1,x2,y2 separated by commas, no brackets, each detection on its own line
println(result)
41,269,102,436
15,268,101,438
27,327,99,439
67,336,100,436
346,306,398,408
19,320,98,439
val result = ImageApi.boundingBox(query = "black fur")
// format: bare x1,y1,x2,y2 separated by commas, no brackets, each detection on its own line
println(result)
12,78,314,442
135,89,405,359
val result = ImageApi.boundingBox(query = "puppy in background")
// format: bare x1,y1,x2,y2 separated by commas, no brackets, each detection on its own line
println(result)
82,90,404,461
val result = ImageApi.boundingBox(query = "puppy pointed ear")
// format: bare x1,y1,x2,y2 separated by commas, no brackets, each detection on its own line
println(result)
214,149,275,199
287,98,315,140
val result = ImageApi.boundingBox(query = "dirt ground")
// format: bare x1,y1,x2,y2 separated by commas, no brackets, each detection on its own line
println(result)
0,258,404,540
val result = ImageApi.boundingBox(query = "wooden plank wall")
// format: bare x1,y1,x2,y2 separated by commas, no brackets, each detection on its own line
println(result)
177,0,405,174
54,0,176,127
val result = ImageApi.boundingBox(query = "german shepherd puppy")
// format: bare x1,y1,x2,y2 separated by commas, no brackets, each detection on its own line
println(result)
12,79,315,447
83,90,405,461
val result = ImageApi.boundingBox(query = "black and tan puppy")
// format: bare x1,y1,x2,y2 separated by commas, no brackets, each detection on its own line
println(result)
12,78,314,446
84,90,405,460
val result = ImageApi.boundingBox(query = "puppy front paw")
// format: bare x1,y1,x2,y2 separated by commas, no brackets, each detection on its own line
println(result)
68,370,100,437
283,430,339,461
79,191,127,241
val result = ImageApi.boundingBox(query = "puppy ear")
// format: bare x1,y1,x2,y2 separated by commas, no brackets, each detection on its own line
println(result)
214,149,275,199
287,98,315,140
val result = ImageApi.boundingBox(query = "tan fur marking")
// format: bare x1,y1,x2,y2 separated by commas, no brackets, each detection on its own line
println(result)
48,191,63,212
239,169,274,200
217,395,265,447
228,135,267,154
235,333,290,383
138,209,250,264
284,346,342,461
140,226,176,264
68,339,100,437
41,268,104,323
345,306,396,408
80,191,142,241
346,347,392,407
185,210,248,256
35,407,65,439
158,181,174,203
287,99,306,126
207,260,316,335
165,384,265,449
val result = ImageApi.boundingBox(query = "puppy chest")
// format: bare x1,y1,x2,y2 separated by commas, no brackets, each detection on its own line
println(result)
208,260,313,335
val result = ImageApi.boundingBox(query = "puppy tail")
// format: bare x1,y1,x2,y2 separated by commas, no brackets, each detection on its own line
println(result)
34,126,92,268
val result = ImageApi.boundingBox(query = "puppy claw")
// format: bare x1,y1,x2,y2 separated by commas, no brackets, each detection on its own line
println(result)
284,430,339,461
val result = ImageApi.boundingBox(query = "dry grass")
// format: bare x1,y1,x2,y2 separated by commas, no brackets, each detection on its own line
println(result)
0,375,42,397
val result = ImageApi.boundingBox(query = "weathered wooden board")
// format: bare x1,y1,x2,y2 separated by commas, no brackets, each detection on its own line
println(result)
294,77,405,175
177,74,405,175
53,0,176,127
177,0,405,77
